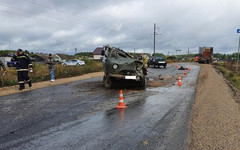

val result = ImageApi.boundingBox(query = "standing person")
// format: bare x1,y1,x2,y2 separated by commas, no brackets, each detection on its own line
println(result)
0,60,6,75
138,53,143,61
12,49,32,90
46,53,56,82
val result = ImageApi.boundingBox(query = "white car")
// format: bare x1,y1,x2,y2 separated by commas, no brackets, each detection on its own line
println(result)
62,59,85,66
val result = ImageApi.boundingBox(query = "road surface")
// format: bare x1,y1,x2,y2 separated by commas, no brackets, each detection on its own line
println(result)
0,63,200,150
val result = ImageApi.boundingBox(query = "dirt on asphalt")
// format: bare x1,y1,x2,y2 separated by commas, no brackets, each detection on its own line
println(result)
190,64,240,150
0,72,104,97
0,70,178,97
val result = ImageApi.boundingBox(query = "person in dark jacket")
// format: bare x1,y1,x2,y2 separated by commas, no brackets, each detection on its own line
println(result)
46,53,56,82
12,49,33,90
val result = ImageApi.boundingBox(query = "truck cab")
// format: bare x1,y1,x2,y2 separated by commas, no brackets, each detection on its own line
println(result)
101,46,146,88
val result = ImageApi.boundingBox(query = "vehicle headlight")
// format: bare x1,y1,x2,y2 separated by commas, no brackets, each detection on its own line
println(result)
112,64,118,69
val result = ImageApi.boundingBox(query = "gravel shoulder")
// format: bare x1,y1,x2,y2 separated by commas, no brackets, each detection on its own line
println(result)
190,64,240,149
0,72,104,97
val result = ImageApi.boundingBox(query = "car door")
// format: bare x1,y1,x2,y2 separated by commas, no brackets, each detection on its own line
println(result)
68,60,73,65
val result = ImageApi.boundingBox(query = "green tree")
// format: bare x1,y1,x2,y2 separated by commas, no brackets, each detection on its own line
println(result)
153,53,165,57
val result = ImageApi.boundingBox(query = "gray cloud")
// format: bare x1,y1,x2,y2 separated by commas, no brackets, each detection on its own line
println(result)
0,0,240,55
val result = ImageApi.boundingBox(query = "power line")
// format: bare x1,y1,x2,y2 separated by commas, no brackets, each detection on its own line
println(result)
22,0,105,24
0,3,79,24
0,9,71,27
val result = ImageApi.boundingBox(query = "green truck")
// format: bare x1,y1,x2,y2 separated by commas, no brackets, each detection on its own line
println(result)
101,45,147,88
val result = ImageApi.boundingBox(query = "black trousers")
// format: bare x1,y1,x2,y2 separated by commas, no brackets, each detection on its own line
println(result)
18,71,30,88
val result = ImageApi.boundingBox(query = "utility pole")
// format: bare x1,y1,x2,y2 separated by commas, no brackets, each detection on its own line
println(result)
236,36,240,72
151,23,161,56
9,40,11,50
176,50,181,55
75,48,77,59
153,23,156,55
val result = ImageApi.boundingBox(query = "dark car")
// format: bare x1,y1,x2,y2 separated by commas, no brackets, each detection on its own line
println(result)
7,61,17,67
148,56,167,68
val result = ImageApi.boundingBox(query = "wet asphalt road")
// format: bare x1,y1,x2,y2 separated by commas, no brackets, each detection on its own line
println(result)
0,63,200,150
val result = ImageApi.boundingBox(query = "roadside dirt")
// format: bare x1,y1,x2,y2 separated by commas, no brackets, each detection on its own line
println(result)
0,70,177,97
190,64,240,149
0,72,104,97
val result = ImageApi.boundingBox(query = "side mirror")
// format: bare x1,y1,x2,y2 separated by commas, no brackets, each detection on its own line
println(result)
101,50,105,56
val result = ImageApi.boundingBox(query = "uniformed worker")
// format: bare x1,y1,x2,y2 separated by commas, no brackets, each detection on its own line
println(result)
138,53,143,61
0,60,6,74
138,53,148,75
12,49,33,90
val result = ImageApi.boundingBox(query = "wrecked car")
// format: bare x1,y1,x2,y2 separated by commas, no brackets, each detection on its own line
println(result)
101,45,147,88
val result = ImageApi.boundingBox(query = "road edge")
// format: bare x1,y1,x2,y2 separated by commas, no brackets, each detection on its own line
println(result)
0,72,104,97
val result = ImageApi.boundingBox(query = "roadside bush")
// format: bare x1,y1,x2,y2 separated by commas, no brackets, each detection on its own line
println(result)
0,69,18,87
55,62,102,78
80,57,96,65
0,62,103,87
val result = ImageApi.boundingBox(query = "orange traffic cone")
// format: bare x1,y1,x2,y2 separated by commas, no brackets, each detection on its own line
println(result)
115,90,127,109
176,64,179,69
184,69,188,76
188,65,191,71
177,75,182,86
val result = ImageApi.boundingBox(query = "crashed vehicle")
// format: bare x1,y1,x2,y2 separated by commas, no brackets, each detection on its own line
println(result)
101,45,147,88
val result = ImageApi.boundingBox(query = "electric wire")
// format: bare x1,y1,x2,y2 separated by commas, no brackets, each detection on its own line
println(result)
0,3,79,24
0,9,71,27
22,0,105,25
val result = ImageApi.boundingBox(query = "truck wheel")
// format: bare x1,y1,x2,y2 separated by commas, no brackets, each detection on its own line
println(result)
164,65,166,68
139,76,145,88
103,75,113,88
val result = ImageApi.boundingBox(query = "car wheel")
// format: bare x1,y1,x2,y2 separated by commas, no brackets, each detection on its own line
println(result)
76,63,80,66
138,76,145,89
63,64,67,66
103,75,114,88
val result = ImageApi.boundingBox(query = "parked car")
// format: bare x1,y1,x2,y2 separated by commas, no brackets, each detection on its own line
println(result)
62,59,85,66
147,56,167,68
7,61,17,67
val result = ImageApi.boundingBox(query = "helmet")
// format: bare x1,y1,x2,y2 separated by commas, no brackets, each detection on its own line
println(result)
17,48,22,52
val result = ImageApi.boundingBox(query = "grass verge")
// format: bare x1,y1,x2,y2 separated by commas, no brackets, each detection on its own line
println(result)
216,62,240,90
0,61,102,87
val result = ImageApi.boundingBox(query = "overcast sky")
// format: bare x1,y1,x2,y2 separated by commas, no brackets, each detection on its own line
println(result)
0,0,240,55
